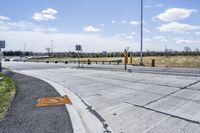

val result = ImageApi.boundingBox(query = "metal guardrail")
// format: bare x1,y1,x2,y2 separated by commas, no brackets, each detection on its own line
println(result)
26,59,122,65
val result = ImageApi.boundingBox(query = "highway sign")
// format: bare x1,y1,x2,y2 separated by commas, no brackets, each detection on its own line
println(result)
75,45,82,51
0,41,5,48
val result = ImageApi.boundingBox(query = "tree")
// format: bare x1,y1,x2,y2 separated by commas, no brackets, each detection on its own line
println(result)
195,48,199,52
45,47,51,57
183,46,191,55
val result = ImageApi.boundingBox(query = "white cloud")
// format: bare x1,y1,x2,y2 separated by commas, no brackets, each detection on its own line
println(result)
0,20,59,33
121,20,127,23
195,32,200,35
144,38,150,42
32,8,58,21
131,32,136,35
0,15,10,21
157,22,200,32
100,24,105,27
0,30,137,52
126,36,134,39
156,8,197,22
175,31,191,34
111,20,116,23
7,21,35,30
129,21,139,25
42,8,58,15
113,33,134,40
0,25,10,30
153,36,168,42
156,4,164,7
121,33,127,36
145,5,152,8
47,27,59,32
176,39,200,44
113,33,126,38
143,28,150,32
83,26,102,32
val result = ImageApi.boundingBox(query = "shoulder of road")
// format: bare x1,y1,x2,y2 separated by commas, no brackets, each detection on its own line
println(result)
0,71,73,133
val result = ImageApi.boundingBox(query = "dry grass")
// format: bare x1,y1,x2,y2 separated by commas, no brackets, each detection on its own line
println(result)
131,56,200,68
33,55,200,68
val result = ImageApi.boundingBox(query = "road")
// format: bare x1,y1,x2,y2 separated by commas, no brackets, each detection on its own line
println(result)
4,61,200,133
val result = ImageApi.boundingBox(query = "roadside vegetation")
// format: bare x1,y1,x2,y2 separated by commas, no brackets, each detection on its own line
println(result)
30,55,200,68
0,73,16,120
4,46,200,68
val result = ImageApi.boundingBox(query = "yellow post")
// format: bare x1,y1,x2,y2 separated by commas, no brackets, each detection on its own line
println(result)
124,49,128,70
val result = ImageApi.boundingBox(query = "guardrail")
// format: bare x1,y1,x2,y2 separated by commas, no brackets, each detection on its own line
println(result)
26,59,122,65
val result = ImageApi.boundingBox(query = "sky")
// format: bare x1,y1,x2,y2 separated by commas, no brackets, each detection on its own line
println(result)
0,0,200,52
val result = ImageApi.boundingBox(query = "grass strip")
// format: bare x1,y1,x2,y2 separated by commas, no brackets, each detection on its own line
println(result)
0,73,16,120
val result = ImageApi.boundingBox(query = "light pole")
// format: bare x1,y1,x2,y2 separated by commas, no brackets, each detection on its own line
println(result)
140,0,143,65
51,40,54,54
24,43,26,56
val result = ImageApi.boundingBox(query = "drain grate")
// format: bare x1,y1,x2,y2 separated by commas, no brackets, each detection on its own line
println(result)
36,95,72,107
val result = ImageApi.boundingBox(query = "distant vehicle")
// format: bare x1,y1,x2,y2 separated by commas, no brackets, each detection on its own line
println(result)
4,58,10,61
13,57,28,62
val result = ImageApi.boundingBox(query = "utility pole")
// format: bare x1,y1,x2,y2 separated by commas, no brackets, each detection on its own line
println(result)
140,0,143,65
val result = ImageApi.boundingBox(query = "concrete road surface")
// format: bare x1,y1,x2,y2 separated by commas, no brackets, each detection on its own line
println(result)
4,62,200,133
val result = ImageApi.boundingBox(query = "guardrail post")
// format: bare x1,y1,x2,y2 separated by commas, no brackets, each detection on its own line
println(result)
88,59,91,65
130,54,133,64
152,59,155,67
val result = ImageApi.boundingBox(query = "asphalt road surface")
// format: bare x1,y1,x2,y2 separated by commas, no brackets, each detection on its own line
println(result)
0,71,73,133
4,61,200,133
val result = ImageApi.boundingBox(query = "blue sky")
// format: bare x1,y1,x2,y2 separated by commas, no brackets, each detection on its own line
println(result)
0,0,200,52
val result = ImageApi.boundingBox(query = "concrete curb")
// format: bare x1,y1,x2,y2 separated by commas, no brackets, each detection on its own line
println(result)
40,78,86,133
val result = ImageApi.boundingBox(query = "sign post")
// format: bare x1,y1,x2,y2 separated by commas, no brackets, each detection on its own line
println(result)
0,41,5,72
75,45,82,68
124,49,128,70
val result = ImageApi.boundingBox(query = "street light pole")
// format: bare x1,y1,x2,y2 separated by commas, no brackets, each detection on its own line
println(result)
140,0,143,65
51,40,54,54
24,43,26,56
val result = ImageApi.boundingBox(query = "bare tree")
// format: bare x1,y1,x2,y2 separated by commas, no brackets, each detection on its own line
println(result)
195,48,199,52
184,46,191,54
45,47,51,57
